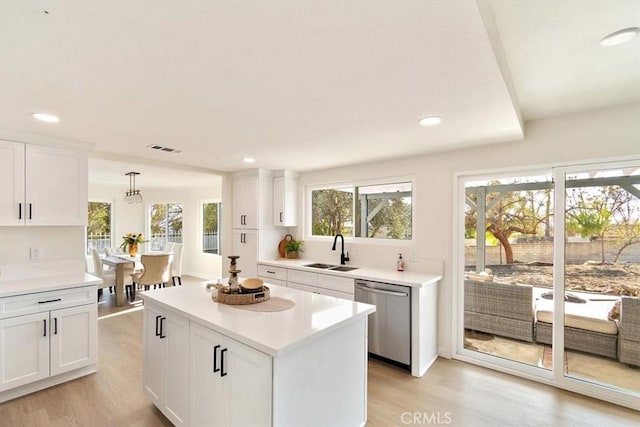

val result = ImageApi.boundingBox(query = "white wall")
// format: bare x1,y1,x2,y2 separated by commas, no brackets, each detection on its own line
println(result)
0,226,85,265
89,181,224,280
292,103,640,358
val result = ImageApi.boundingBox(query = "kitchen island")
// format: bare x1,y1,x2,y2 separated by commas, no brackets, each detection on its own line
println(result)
139,283,376,427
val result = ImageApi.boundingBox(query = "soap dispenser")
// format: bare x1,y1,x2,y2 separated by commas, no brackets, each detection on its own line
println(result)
397,253,405,272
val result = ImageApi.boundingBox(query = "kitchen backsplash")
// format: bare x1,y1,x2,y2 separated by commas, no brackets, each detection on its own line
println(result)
0,226,85,265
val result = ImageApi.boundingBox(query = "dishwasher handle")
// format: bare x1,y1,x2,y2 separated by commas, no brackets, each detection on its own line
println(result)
356,284,409,297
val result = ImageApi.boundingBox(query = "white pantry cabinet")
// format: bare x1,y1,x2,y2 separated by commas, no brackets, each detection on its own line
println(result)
0,140,88,226
143,302,190,427
189,322,271,427
232,229,258,277
272,170,298,227
0,287,97,394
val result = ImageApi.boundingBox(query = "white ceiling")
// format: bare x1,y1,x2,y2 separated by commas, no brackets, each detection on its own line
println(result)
1,1,639,186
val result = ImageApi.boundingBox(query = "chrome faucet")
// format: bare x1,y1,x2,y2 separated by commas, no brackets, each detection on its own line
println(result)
332,234,350,265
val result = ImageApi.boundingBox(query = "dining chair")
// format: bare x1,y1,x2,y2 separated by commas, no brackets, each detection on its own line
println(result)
91,248,116,298
131,254,174,300
170,243,184,286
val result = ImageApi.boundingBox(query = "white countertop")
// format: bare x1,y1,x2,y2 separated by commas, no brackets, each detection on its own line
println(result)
258,259,443,288
0,261,101,297
140,283,376,357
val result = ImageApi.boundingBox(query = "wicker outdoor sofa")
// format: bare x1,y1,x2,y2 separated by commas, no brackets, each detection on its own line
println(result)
464,279,640,366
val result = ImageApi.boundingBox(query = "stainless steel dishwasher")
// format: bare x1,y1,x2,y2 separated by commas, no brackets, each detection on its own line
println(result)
355,279,411,367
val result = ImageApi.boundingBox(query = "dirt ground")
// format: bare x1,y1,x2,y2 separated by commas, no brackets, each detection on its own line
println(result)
481,263,640,297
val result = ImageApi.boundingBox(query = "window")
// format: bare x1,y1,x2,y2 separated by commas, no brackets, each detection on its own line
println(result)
150,203,183,251
87,201,112,254
310,180,413,240
203,202,222,255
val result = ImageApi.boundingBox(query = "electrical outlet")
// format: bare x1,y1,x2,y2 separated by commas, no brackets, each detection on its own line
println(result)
30,247,41,260
409,252,418,262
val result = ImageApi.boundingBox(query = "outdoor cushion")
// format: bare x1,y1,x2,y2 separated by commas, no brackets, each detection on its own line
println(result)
535,298,619,335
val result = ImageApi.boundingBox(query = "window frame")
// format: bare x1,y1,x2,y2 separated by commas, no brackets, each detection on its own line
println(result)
86,199,114,255
147,201,183,252
305,175,416,245
201,199,222,256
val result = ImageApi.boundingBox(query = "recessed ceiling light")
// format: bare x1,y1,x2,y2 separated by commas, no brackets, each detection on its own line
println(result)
600,27,640,46
419,116,442,126
32,113,60,123
242,157,255,164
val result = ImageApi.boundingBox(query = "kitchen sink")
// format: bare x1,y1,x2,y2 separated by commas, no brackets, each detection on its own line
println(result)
328,266,359,272
304,263,336,269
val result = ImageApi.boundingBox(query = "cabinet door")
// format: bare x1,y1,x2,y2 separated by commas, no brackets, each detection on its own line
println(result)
190,323,226,427
163,311,190,427
50,304,97,376
0,311,49,391
0,140,25,226
143,304,165,407
273,175,297,227
232,229,258,277
232,178,258,229
316,288,354,301
25,144,88,226
225,336,272,427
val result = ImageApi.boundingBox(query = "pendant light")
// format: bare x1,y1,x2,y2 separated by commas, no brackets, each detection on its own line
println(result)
124,172,143,204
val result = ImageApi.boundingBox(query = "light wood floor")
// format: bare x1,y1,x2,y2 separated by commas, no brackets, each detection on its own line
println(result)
1,276,638,426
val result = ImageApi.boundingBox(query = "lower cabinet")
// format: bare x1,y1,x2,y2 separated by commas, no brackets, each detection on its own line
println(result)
0,292,97,394
143,303,190,426
143,302,272,427
190,322,272,426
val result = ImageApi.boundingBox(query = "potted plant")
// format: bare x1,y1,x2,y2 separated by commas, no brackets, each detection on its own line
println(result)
284,239,303,259
120,233,147,257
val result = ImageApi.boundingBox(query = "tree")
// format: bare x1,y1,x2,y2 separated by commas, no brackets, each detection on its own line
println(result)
466,186,551,264
87,202,110,236
566,186,632,263
312,189,353,236
367,197,411,239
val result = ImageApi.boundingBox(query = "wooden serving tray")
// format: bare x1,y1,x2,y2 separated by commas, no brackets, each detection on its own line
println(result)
212,286,270,305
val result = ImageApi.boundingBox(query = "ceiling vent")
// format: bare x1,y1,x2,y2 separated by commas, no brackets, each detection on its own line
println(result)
147,144,182,154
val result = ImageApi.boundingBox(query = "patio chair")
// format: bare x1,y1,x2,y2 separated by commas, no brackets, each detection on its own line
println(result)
618,296,640,367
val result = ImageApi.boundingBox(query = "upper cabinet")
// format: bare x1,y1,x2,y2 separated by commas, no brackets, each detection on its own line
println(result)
232,169,273,229
273,170,298,227
0,140,88,226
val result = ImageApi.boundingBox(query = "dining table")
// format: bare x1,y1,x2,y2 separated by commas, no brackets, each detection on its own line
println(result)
102,255,140,306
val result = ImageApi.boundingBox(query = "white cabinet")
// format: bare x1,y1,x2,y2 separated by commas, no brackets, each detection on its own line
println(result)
273,170,298,227
232,177,259,229
190,322,271,427
143,302,190,427
0,287,97,394
0,140,88,226
273,266,355,300
232,229,258,277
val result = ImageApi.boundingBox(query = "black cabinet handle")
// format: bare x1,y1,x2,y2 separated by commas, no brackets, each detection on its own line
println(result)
18,203,22,220
39,298,62,304
53,317,58,335
221,348,228,377
43,319,47,337
213,344,221,373
29,203,32,220
266,270,275,274
159,317,166,338
155,315,162,336
280,212,283,223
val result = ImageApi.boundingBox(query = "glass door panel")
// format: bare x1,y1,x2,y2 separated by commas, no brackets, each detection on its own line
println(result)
563,166,640,393
463,173,553,369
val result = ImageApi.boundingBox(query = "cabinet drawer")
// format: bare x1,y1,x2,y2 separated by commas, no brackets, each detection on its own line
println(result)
317,274,354,294
287,282,316,294
0,286,96,319
259,277,287,288
287,269,317,286
257,265,287,281
317,288,354,301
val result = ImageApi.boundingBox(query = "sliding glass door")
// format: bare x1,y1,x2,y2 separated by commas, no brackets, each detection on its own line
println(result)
458,159,640,408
